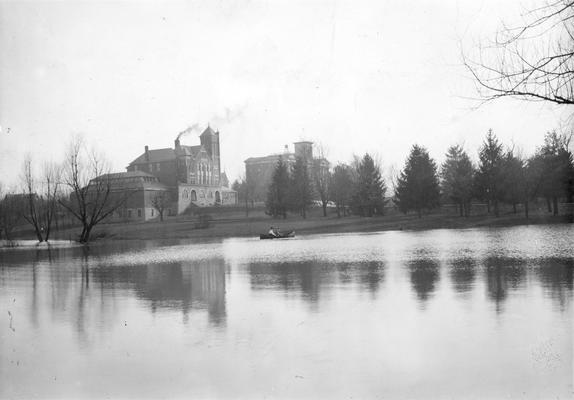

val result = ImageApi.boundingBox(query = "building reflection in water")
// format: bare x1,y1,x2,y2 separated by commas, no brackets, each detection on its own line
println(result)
90,258,227,325
483,257,527,314
34,255,227,346
408,258,440,305
248,260,386,305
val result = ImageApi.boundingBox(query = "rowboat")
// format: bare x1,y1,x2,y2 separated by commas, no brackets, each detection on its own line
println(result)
259,230,295,240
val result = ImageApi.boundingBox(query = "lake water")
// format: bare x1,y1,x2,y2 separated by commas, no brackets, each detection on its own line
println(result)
1,225,572,399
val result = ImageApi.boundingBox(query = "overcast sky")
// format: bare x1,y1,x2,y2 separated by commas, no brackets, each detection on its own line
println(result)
0,0,567,189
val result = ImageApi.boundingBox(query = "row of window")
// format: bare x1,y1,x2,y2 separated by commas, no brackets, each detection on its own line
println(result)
116,208,170,219
182,189,223,202
133,163,161,172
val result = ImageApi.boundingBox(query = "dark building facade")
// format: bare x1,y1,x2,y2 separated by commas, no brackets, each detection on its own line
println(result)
88,171,170,221
244,141,329,202
126,126,237,214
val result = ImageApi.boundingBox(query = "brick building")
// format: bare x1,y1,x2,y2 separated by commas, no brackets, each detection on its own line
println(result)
126,126,237,215
89,171,170,221
244,141,329,202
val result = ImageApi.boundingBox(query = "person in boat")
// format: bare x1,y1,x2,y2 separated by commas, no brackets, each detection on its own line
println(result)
268,226,279,237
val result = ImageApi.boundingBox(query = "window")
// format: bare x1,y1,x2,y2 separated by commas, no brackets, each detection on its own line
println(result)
156,163,161,172
183,189,189,199
128,209,132,218
191,190,197,201
151,209,154,217
137,209,142,218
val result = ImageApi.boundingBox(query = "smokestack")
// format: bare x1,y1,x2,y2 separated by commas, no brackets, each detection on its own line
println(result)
145,145,149,161
175,138,180,149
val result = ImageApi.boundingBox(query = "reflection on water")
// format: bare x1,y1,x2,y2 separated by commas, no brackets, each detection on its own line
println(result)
537,257,574,311
409,258,440,304
484,257,527,314
248,260,385,305
91,260,226,325
448,258,476,294
1,225,573,399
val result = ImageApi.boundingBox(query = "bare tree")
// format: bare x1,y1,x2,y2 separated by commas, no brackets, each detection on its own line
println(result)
312,144,331,217
232,176,255,217
151,191,171,222
42,161,62,240
21,156,45,242
20,157,62,242
59,137,132,243
464,1,574,105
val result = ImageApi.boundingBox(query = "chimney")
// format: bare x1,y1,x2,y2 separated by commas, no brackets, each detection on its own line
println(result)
144,145,149,161
175,138,180,150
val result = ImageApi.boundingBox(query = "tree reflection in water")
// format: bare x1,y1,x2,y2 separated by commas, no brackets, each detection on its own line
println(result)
536,257,573,311
408,258,440,305
248,260,386,306
484,257,526,314
449,258,476,294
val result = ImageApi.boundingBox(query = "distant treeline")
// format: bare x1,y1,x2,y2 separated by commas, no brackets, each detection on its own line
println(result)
233,130,574,220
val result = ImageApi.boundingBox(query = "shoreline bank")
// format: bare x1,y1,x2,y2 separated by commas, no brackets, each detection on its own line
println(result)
8,209,569,244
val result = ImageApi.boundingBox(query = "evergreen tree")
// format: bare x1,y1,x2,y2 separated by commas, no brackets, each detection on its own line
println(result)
265,157,290,218
289,156,314,218
351,153,387,217
440,145,475,217
331,163,353,217
500,150,525,214
394,145,440,218
475,129,504,216
534,131,573,215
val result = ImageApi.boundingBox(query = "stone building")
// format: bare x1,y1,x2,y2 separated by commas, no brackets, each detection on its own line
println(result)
90,171,170,221
124,126,237,216
244,141,329,202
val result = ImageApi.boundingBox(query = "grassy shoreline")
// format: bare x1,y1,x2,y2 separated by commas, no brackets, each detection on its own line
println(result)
31,206,572,243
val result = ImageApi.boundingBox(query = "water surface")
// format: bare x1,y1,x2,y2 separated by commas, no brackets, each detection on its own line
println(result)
1,225,572,399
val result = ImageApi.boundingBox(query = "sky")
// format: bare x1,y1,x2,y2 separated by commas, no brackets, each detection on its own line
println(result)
0,0,569,189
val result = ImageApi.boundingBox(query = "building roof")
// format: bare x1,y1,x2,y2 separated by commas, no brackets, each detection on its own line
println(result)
129,148,175,165
178,145,202,157
200,126,216,137
90,171,168,191
244,153,295,164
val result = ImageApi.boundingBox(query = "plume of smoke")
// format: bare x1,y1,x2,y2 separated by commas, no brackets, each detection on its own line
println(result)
176,123,200,141
210,104,247,127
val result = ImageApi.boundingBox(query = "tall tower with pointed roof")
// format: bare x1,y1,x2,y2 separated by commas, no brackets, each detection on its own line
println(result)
200,126,221,185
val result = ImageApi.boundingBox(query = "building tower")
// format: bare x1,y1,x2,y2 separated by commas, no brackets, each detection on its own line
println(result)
200,126,221,185
294,141,313,162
